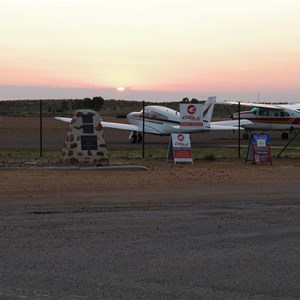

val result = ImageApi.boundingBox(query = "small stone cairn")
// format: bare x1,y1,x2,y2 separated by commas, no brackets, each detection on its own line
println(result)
61,109,109,165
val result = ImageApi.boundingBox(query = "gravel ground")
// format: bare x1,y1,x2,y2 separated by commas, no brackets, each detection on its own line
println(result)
1,160,300,299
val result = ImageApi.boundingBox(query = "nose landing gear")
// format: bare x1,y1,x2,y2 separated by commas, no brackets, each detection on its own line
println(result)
242,132,249,139
129,131,143,143
281,132,289,140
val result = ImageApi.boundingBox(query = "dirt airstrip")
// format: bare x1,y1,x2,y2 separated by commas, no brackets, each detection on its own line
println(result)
1,159,300,204
1,159,300,299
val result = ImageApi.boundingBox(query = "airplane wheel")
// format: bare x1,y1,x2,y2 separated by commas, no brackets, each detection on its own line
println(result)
137,133,143,143
130,135,137,143
242,133,249,139
281,132,289,140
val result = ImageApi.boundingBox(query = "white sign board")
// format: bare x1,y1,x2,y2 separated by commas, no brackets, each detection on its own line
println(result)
167,133,193,163
180,103,203,127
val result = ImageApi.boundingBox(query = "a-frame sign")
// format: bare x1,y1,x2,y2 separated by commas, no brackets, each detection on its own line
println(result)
167,133,193,164
246,133,272,164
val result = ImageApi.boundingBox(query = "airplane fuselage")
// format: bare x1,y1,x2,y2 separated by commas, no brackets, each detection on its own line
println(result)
127,105,210,135
232,107,300,131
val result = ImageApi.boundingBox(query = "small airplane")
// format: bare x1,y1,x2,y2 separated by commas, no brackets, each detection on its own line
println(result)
222,101,300,139
56,96,240,143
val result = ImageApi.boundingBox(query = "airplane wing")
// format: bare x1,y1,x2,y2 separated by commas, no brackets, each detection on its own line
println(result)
209,119,251,130
219,100,300,110
55,117,73,123
161,121,247,133
55,117,141,132
55,116,247,133
102,121,140,132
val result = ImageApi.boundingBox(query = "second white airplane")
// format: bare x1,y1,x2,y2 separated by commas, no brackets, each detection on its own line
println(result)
222,101,300,140
56,96,240,143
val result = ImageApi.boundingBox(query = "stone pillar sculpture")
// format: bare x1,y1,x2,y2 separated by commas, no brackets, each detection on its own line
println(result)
61,109,109,165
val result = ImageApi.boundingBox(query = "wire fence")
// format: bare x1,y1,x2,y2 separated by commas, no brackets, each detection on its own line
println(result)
1,100,300,162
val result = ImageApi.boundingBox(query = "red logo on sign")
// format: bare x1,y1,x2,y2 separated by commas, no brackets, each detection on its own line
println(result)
177,133,184,141
187,105,196,115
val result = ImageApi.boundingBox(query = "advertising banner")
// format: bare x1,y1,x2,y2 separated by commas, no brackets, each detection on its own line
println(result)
180,103,203,127
167,133,193,163
246,133,272,164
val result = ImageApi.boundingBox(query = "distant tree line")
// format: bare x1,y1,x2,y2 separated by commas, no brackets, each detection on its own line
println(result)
181,97,200,103
0,96,237,119
56,96,105,113
0,96,105,117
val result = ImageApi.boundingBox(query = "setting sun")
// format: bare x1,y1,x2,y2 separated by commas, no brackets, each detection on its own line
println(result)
1,1,300,101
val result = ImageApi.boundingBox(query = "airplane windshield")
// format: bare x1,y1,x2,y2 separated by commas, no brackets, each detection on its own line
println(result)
250,107,258,115
139,109,168,121
258,109,272,116
280,110,290,117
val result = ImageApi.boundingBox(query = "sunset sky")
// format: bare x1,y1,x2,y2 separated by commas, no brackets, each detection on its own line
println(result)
1,0,300,102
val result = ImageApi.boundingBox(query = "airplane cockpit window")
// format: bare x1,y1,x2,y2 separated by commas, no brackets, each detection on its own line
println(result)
258,109,271,116
139,109,152,118
280,110,290,117
139,109,168,120
250,107,258,115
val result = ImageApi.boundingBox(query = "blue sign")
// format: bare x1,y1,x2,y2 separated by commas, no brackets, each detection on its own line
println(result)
246,133,272,164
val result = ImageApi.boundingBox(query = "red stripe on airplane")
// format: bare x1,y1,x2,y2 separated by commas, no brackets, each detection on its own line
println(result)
245,118,300,124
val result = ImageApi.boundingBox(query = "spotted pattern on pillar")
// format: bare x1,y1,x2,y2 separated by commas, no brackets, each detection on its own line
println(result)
61,109,109,165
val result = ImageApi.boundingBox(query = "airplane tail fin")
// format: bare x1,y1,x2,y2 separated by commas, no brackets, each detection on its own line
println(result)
203,96,216,126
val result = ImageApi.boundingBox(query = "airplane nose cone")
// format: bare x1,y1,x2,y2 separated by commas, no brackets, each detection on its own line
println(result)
127,112,139,119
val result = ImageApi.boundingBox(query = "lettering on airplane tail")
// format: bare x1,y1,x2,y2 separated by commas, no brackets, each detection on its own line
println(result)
187,104,197,114
180,103,203,127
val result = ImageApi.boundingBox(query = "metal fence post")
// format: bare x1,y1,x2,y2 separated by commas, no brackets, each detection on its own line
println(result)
40,100,43,157
142,100,145,158
238,101,241,159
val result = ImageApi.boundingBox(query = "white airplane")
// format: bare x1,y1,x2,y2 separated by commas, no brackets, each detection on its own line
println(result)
56,96,240,143
222,101,300,139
